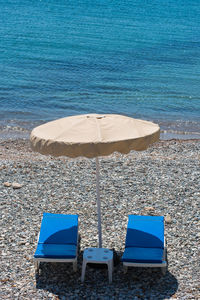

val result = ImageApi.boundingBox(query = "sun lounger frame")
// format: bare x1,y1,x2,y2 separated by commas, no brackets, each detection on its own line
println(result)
122,215,168,275
34,233,79,272
34,214,79,273
123,238,167,275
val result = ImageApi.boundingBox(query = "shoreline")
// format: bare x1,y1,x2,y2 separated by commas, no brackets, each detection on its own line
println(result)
0,130,200,143
1,138,199,299
0,117,200,142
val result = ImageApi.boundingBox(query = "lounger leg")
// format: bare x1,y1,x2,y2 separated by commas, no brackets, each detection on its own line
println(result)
161,266,167,275
81,260,87,283
123,265,128,274
107,260,113,284
73,259,77,272
34,261,39,272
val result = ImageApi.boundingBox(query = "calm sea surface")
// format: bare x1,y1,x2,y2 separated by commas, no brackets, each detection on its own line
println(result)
0,0,200,139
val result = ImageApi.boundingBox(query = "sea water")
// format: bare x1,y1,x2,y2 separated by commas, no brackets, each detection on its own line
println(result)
0,0,200,139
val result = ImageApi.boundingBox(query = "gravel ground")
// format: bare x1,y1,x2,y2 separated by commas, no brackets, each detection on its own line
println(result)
0,138,200,299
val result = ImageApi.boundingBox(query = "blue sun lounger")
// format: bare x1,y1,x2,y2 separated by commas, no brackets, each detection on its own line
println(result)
34,213,79,272
122,215,167,275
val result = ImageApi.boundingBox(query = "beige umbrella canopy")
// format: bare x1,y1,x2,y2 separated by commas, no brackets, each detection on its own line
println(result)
30,114,160,158
30,114,160,247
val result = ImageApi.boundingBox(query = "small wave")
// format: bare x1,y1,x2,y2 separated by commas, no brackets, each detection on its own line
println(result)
161,129,200,136
160,129,200,140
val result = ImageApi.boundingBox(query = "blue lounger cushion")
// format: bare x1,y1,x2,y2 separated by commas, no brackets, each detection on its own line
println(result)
38,213,78,246
122,247,164,264
125,215,164,249
34,244,77,259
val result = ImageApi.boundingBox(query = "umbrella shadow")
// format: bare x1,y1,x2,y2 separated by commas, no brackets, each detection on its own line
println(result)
35,250,178,299
125,227,164,248
43,226,78,245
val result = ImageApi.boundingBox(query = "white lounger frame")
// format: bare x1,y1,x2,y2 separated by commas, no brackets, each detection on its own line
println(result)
123,238,167,275
34,231,79,273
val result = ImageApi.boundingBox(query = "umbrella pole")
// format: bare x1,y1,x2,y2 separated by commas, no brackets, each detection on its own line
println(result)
95,157,102,248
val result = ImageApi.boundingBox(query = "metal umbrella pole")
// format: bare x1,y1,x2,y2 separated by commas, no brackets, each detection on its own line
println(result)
95,157,102,248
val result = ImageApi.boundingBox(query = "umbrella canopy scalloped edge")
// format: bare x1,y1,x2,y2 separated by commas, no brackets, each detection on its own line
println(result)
30,114,160,158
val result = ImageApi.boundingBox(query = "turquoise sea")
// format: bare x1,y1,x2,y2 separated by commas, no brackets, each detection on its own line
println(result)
0,0,200,139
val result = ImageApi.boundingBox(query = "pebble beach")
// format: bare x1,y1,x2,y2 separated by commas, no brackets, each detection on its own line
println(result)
0,138,200,299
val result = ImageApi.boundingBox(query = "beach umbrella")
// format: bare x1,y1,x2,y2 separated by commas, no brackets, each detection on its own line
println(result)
30,114,160,248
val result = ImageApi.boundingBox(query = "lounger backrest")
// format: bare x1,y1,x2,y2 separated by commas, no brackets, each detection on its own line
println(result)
125,215,164,249
38,213,78,246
